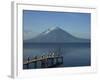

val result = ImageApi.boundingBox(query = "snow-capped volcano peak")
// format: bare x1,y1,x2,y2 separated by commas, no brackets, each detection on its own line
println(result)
43,27,62,34
49,27,61,30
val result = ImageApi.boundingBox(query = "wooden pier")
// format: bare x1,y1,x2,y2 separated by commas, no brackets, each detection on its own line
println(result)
23,53,63,69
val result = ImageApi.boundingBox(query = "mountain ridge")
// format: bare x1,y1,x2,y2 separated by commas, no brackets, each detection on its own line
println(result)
24,27,90,43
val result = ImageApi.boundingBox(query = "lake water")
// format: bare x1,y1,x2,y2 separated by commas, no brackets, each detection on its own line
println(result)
23,43,91,69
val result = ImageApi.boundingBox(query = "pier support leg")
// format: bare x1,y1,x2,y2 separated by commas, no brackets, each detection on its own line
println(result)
34,56,37,68
51,58,54,66
41,60,45,68
45,59,48,68
56,58,58,64
26,63,29,69
61,57,63,64
26,57,30,69
34,61,37,68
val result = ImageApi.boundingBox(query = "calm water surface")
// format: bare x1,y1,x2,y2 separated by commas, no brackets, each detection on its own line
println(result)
23,43,91,69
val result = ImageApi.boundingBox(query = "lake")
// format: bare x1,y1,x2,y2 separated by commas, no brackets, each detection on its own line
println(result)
23,43,91,69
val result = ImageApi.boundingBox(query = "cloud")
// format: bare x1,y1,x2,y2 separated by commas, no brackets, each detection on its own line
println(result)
23,31,38,40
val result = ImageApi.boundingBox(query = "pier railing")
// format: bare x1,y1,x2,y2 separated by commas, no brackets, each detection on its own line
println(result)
23,53,63,69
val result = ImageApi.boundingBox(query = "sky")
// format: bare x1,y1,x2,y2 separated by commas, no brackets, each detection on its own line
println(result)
23,10,91,40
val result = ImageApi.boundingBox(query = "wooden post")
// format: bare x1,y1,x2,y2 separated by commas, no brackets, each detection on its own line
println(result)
51,58,54,66
26,57,30,69
60,56,63,64
41,60,45,68
56,57,58,64
45,58,48,68
34,56,37,68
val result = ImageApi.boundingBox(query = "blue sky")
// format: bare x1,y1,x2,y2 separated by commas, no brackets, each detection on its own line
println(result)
23,10,91,40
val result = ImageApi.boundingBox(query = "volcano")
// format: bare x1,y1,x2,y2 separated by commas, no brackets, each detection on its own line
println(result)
24,27,90,43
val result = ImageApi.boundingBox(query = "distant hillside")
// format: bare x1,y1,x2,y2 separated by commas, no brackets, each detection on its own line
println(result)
24,27,90,43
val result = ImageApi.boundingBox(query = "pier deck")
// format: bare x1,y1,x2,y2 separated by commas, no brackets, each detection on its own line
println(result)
23,53,63,69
